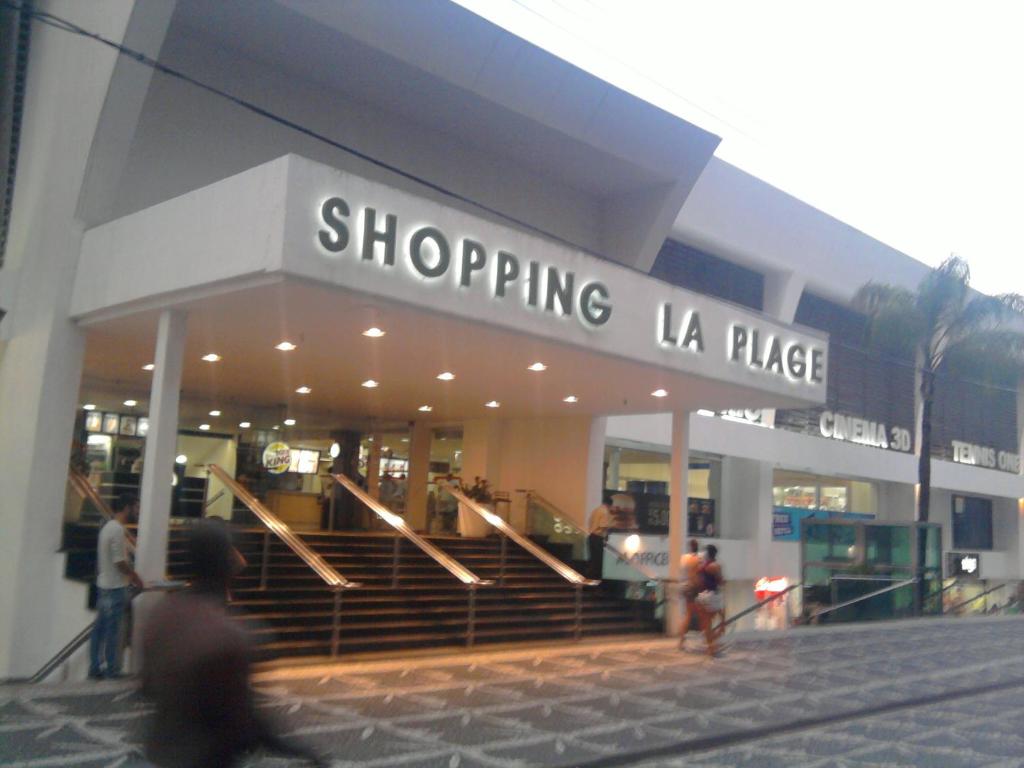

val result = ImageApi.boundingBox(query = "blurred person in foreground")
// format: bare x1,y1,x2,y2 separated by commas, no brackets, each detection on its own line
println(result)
142,520,324,767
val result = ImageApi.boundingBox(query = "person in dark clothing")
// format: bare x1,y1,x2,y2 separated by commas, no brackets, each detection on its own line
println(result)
695,543,726,657
141,520,323,767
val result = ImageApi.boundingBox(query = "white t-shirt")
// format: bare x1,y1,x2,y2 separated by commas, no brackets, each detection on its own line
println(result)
97,519,129,589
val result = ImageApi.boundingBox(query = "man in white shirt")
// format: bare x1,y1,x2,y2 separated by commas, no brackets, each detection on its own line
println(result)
88,494,143,679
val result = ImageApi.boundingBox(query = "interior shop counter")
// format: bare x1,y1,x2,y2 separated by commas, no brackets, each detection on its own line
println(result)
265,490,321,530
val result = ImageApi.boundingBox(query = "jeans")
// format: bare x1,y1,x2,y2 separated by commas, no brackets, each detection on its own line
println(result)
89,587,127,677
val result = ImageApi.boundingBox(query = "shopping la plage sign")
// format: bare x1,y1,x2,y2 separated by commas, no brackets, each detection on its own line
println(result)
292,159,828,399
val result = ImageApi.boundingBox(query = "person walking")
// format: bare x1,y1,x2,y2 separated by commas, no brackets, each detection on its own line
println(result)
678,538,702,650
695,544,725,657
88,493,143,679
142,520,324,767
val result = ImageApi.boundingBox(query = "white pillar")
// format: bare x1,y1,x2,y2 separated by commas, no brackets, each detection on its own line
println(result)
607,446,621,490
585,417,607,518
131,310,185,672
135,310,186,582
406,421,432,531
666,410,689,635
368,434,382,500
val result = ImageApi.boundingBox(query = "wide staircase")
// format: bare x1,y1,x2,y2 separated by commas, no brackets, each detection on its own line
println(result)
162,528,658,661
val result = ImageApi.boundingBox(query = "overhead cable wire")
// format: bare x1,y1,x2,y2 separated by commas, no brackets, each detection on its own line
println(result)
0,0,606,261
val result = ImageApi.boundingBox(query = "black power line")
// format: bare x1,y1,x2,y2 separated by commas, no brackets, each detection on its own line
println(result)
0,0,604,260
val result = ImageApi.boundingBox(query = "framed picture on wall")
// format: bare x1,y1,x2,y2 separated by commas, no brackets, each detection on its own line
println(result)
102,413,120,435
136,417,150,437
119,415,137,436
84,411,102,433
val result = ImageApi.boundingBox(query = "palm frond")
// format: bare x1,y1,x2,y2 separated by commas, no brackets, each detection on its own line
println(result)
852,282,921,357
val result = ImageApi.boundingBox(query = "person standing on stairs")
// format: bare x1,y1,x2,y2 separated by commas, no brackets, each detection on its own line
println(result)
88,493,142,679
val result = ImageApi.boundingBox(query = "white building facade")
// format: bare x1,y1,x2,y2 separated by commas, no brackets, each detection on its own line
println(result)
0,0,1020,677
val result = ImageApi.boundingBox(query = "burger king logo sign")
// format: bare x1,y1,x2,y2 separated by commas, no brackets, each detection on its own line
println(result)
262,442,291,475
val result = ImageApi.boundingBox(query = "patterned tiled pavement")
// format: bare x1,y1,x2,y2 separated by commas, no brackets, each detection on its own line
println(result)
2,615,1023,768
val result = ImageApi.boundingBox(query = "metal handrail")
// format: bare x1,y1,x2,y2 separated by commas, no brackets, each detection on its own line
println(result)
944,582,1008,615
810,577,917,620
520,489,588,537
210,465,358,590
21,582,186,684
202,489,225,513
332,473,491,587
67,469,137,547
68,469,113,519
716,583,802,632
447,486,598,587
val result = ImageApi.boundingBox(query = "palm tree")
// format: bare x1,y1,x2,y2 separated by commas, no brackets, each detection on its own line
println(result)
854,256,1024,608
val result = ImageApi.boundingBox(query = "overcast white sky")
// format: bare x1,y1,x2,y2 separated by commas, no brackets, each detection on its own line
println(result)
456,0,1024,297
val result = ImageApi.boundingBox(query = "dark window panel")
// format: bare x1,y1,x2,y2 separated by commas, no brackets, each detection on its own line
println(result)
651,240,764,311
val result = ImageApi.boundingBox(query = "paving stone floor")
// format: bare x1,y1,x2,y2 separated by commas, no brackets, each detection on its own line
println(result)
2,615,1023,768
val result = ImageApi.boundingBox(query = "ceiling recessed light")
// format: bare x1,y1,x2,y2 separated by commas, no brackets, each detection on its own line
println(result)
208,410,221,417
401,437,409,443
275,341,297,351
418,405,433,412
239,421,251,429
651,389,668,398
175,454,187,465
295,386,312,394
563,395,579,403
272,425,280,430
83,404,96,411
142,363,155,371
284,418,296,426
198,423,211,431
123,399,137,407
329,442,341,458
697,409,716,418
485,400,500,408
201,353,221,363
361,379,379,388
527,362,547,372
362,327,386,338
436,371,455,381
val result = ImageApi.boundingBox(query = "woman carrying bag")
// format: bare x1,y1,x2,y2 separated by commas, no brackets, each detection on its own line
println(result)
695,544,726,657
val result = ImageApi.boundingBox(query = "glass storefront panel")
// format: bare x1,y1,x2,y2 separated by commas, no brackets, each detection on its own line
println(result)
804,522,857,564
865,525,911,568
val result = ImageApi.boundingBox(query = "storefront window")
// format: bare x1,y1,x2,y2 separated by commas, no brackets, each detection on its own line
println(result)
604,445,721,536
772,470,877,542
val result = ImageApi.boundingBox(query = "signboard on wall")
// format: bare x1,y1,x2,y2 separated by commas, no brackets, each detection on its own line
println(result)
262,441,291,474
772,506,875,542
602,532,669,581
947,551,981,579
605,490,715,536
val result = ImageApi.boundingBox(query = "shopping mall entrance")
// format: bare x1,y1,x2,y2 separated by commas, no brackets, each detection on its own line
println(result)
63,155,829,659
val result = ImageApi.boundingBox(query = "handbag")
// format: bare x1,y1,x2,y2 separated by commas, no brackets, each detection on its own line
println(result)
697,589,723,612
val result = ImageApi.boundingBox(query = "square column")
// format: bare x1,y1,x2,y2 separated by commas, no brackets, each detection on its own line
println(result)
666,410,689,636
406,420,432,531
131,310,185,671
135,310,186,582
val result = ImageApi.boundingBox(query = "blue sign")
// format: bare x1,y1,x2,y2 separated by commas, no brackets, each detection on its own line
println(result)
772,506,875,541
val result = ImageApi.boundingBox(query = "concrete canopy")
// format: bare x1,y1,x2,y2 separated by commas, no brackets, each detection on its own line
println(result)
73,154,827,428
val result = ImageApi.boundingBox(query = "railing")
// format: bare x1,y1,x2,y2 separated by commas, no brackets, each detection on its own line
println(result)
68,468,112,520
810,577,918,621
20,582,185,684
210,466,360,656
714,583,802,634
448,486,597,640
521,490,589,561
332,473,492,646
943,581,1008,615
